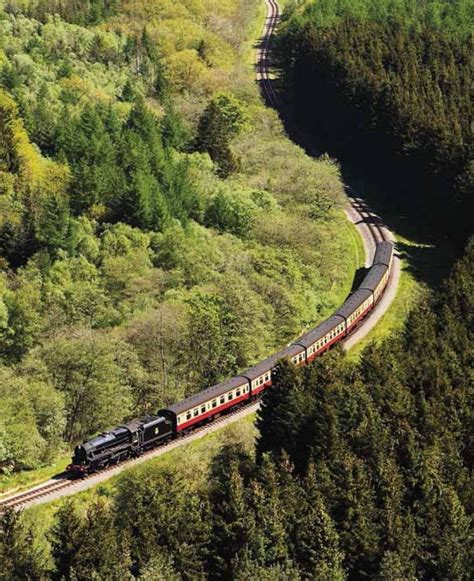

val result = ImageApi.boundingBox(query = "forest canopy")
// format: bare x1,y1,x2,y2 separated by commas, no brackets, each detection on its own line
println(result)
1,236,472,580
276,0,473,243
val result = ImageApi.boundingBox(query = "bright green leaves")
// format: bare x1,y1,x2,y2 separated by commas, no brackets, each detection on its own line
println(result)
34,331,134,443
0,368,65,471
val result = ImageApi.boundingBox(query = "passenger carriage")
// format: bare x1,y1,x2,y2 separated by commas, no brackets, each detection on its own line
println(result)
293,315,346,363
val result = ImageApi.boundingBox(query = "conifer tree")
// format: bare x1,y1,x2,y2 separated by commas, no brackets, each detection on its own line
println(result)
35,193,71,254
195,93,246,177
73,499,130,580
50,500,84,580
0,508,47,580
256,360,303,461
208,445,256,579
294,464,345,580
247,456,291,569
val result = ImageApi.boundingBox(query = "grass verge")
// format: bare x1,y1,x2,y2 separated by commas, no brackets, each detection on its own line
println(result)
0,456,70,498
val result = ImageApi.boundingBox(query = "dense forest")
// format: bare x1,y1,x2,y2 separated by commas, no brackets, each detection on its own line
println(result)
0,0,353,472
1,236,472,580
1,0,472,579
275,0,473,244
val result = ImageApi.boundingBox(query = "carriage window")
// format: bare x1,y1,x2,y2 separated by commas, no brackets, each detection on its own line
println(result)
220,396,225,404
228,393,233,401
236,389,241,397
194,409,199,417
177,417,181,424
201,406,206,414
187,412,191,420
260,378,264,385
212,400,217,408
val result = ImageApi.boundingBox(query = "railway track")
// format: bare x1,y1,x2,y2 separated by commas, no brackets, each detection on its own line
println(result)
258,0,390,254
0,0,399,512
0,401,261,511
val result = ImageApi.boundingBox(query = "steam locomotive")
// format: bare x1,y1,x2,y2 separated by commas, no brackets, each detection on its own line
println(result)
68,241,394,475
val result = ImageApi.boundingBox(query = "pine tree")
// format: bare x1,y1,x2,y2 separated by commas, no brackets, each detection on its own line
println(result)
195,93,246,177
249,456,291,569
256,360,304,462
31,84,56,154
294,464,345,580
208,445,256,579
35,192,71,254
73,499,130,580
0,508,47,580
138,550,180,580
50,500,84,580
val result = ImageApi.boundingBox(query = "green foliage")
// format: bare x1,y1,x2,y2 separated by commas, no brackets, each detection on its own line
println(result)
0,0,354,478
32,331,135,443
0,508,49,580
292,0,474,38
5,0,119,25
114,466,210,578
196,92,247,177
204,186,268,238
3,233,472,581
277,0,473,243
255,239,474,578
50,500,84,581
0,367,65,471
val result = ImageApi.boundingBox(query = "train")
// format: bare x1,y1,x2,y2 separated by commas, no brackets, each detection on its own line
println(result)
68,241,394,475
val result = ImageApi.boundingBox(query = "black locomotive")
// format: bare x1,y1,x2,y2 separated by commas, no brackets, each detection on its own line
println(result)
69,415,172,474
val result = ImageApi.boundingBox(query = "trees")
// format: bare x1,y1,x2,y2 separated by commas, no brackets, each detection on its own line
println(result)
114,466,210,579
276,0,473,244
0,368,65,471
294,465,345,580
253,238,474,579
35,332,134,443
50,501,84,580
35,193,71,254
50,499,129,581
0,509,48,580
2,230,471,578
195,93,247,177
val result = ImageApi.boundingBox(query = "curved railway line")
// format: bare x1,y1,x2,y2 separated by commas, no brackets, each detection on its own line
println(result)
0,0,400,512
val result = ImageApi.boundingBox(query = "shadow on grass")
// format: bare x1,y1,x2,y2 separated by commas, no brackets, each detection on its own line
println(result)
256,75,457,289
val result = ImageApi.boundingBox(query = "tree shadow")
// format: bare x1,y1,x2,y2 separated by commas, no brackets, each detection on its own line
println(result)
256,78,457,289
395,241,455,289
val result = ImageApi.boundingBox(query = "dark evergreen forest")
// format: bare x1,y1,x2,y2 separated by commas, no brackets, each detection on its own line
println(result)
275,0,473,245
